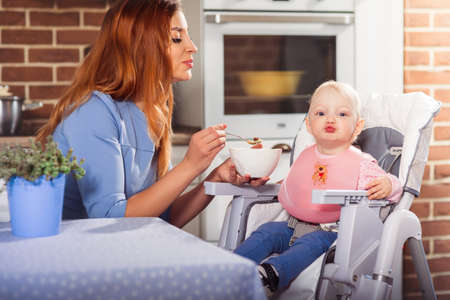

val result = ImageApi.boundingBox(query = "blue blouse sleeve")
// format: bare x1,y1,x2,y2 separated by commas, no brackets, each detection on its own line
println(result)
60,94,127,218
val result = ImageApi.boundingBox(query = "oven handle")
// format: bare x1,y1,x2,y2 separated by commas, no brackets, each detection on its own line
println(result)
205,12,354,25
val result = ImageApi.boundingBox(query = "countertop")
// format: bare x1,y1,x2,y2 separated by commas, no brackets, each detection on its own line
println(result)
0,126,198,147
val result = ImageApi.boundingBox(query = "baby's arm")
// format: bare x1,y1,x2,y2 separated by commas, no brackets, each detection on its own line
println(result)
359,160,402,202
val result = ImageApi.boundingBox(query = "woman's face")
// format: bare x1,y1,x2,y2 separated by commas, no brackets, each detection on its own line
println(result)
169,11,198,83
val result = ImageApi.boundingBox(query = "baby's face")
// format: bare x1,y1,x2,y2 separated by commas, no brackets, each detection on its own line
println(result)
307,87,360,149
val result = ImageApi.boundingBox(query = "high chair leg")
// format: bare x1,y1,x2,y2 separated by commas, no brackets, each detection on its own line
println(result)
407,237,436,300
219,196,274,250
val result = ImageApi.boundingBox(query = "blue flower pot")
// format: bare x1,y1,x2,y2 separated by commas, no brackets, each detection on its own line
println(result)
7,174,65,238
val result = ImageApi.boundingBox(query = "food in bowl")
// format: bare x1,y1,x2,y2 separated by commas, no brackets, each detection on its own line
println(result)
250,143,263,149
229,147,282,178
247,137,262,145
238,71,305,97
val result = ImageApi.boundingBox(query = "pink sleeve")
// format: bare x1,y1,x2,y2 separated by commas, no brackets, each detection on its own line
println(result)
358,158,402,202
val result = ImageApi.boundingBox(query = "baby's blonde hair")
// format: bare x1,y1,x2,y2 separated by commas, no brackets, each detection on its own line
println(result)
309,80,361,121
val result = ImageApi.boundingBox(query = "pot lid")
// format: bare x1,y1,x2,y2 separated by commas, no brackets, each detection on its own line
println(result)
0,95,24,101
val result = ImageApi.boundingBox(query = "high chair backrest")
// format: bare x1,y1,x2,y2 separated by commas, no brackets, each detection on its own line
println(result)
290,92,440,209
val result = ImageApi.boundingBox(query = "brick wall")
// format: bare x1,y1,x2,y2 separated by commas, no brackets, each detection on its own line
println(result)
404,0,450,299
1,0,450,298
0,0,110,135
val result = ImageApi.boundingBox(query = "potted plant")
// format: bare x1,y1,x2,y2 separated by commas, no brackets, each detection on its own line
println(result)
0,136,85,238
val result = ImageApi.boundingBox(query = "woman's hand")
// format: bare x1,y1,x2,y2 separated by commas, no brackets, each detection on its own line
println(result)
182,124,227,175
208,158,270,187
365,176,392,200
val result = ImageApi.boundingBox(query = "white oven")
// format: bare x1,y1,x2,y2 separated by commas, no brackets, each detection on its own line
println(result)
175,0,355,140
203,8,354,139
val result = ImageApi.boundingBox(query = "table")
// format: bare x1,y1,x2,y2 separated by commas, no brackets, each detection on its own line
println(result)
0,218,266,300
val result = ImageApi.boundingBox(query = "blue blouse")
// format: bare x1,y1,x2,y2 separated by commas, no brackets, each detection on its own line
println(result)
53,91,170,221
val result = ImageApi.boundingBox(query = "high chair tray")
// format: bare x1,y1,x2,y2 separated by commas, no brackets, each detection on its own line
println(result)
312,189,390,206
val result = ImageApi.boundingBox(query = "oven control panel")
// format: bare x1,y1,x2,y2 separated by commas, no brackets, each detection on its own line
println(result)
203,0,354,12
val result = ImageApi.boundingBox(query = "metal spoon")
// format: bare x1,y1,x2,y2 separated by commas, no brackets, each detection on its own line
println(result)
226,132,262,145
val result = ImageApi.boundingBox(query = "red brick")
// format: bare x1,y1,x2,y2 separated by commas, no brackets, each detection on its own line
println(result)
406,0,450,8
403,295,422,300
434,202,450,217
404,276,421,293
435,164,450,179
404,257,415,274
435,126,450,141
435,107,450,122
420,183,450,198
57,66,78,81
436,294,450,300
435,239,450,254
56,0,107,8
428,146,450,161
29,48,79,63
22,103,54,119
7,85,25,98
435,51,450,66
0,11,25,26
2,30,52,45
405,32,450,47
57,30,99,45
404,13,430,27
30,12,79,27
29,85,69,100
422,220,450,236
0,48,24,63
411,202,430,218
435,13,450,27
404,70,450,85
84,12,106,27
434,275,450,291
2,0,54,8
404,88,431,95
404,51,429,65
2,66,52,82
435,90,450,103
423,165,430,180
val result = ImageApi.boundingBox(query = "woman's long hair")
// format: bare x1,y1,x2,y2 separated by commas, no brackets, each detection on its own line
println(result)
36,0,180,179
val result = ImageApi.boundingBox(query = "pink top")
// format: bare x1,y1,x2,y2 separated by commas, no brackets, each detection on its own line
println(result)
278,145,402,224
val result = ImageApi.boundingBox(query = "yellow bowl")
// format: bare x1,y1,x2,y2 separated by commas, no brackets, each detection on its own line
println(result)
238,71,305,97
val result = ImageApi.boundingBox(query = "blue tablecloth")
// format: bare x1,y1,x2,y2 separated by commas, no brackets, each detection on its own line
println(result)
0,218,266,300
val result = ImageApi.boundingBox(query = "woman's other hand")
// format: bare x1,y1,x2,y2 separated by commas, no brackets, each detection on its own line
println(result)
182,124,227,175
365,176,392,200
208,158,270,187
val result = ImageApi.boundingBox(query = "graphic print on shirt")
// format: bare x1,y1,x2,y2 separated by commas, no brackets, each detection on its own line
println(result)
312,162,328,185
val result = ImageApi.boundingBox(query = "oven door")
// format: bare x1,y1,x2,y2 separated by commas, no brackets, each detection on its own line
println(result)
204,12,354,139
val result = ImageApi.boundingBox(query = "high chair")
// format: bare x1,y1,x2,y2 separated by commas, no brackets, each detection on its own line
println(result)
204,92,440,299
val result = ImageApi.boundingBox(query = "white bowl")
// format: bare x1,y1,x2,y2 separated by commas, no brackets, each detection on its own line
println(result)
229,147,282,178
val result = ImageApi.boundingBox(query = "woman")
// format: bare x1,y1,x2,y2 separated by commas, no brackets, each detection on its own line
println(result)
36,0,267,227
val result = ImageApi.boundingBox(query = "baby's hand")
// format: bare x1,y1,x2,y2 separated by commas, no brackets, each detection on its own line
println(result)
365,176,392,200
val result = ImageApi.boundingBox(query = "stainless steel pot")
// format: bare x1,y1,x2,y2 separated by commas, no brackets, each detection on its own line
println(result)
0,96,43,136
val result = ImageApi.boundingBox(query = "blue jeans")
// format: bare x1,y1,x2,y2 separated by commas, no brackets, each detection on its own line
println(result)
234,221,337,289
